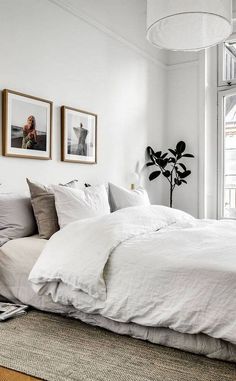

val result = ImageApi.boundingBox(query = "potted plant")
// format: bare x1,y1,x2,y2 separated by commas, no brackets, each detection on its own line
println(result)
146,141,194,208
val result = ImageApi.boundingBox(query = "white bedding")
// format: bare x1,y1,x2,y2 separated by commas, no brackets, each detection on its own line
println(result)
1,231,236,362
0,236,72,314
29,205,236,347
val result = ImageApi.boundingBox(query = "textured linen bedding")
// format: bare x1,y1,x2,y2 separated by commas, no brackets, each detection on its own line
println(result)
0,236,69,314
28,205,236,361
1,207,236,362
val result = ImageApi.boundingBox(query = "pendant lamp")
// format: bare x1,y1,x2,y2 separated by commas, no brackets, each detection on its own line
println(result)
146,0,232,51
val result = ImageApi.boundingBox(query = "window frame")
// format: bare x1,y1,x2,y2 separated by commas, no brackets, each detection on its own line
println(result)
218,33,236,87
218,87,236,219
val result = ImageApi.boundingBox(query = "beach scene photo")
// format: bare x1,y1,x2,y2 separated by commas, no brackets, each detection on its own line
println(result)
10,98,48,151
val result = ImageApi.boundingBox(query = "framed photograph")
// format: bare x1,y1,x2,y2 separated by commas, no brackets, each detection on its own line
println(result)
2,89,52,160
61,106,97,164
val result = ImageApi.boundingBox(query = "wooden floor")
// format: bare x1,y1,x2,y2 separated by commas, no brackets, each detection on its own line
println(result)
0,366,41,381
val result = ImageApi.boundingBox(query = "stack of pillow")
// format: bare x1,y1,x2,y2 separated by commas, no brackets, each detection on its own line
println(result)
0,180,150,246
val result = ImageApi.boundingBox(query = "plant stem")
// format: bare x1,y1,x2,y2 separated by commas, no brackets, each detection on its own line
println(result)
170,172,173,208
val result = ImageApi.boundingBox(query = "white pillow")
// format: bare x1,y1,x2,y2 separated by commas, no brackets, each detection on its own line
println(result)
109,183,150,212
52,185,110,228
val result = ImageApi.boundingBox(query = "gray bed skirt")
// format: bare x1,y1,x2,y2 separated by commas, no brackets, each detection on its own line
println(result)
69,310,236,363
2,290,236,363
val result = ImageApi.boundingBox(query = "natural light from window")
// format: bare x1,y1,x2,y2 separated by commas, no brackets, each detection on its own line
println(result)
224,42,236,82
224,94,236,218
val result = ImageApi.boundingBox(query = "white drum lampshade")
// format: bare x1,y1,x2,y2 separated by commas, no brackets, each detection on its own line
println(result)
146,0,233,51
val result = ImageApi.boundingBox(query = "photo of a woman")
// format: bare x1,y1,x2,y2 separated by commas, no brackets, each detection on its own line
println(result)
3,89,51,159
2,89,52,159
22,115,37,149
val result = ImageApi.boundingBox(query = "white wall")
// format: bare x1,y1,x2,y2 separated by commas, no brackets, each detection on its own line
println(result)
165,9,236,219
167,51,199,66
0,0,166,204
166,46,229,219
54,0,167,65
166,60,200,217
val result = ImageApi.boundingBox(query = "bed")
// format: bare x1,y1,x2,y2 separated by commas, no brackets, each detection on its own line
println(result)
1,206,236,363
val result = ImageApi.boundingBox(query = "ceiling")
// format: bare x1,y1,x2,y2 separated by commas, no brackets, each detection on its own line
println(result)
52,0,167,64
52,0,236,67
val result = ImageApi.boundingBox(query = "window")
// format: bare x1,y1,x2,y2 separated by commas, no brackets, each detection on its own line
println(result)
218,39,236,86
218,89,236,218
218,37,236,219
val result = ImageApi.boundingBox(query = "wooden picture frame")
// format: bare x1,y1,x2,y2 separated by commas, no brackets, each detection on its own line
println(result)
2,89,53,160
61,106,97,164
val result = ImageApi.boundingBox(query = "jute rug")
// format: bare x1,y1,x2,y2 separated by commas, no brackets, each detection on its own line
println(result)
0,311,235,381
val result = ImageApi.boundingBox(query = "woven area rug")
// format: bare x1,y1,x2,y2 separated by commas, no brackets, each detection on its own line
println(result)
0,311,236,381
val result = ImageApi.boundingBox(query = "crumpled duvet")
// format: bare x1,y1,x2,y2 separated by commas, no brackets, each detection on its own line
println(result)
29,205,236,345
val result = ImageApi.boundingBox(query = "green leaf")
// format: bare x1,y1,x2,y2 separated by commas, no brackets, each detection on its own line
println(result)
147,146,154,157
149,171,161,181
161,153,168,159
163,170,171,177
179,170,191,178
146,162,155,167
168,157,175,163
176,141,186,154
174,178,182,186
154,151,162,158
182,153,194,158
181,179,187,184
168,149,176,156
178,163,186,171
154,157,161,165
161,159,168,168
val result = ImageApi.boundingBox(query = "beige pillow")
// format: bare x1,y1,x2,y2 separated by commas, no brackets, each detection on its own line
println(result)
27,179,78,239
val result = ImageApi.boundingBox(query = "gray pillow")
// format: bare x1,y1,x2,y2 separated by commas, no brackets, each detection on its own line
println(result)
27,179,79,239
0,193,37,247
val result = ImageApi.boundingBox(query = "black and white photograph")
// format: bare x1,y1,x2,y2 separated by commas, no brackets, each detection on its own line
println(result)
61,106,97,164
2,89,52,159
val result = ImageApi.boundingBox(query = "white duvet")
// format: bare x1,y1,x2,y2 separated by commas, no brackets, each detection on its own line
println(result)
29,205,236,345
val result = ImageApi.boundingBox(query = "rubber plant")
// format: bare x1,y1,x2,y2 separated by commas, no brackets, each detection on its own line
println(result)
146,141,194,208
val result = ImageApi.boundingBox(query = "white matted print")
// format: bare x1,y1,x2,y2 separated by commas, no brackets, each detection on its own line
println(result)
2,89,52,159
61,106,97,164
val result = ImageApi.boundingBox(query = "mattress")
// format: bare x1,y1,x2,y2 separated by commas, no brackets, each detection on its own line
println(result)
0,236,236,362
0,236,71,314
